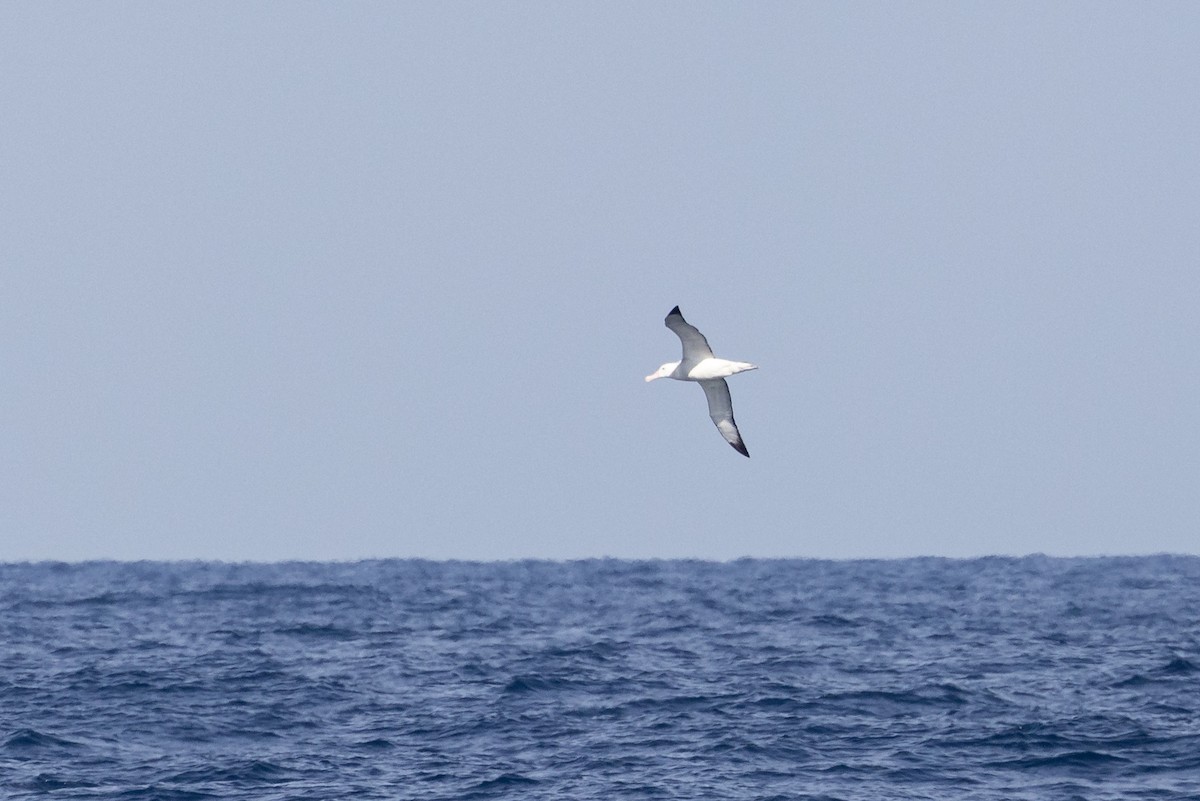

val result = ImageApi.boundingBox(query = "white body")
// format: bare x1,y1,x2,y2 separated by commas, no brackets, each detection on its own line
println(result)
645,358,758,383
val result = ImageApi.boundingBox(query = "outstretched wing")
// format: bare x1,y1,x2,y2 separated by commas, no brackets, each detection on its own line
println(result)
665,306,714,365
700,379,749,457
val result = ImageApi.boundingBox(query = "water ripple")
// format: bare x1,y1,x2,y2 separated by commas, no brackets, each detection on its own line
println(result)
2,557,1199,800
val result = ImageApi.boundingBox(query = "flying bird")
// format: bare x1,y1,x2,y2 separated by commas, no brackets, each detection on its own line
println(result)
645,306,757,457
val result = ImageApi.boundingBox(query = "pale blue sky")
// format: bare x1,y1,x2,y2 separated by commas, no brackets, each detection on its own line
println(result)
3,3,1198,561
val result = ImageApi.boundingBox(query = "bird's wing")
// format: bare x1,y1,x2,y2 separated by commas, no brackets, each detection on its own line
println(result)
700,379,749,457
665,306,714,364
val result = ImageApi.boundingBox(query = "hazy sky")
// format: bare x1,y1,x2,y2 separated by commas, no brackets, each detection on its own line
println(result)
4,3,1198,561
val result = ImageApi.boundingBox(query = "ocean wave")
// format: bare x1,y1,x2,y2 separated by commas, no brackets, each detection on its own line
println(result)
2,556,1199,800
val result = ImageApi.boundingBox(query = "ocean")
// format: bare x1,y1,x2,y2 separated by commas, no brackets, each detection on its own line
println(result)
2,556,1199,800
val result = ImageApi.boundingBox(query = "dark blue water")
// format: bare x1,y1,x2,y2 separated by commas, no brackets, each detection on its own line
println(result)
3,557,1199,800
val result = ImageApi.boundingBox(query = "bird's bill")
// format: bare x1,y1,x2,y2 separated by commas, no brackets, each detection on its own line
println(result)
644,372,660,382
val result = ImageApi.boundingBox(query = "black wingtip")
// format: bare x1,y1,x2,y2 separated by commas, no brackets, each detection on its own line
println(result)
732,440,749,457
668,305,681,317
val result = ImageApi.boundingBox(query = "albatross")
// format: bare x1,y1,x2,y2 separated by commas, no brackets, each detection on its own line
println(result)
645,306,757,457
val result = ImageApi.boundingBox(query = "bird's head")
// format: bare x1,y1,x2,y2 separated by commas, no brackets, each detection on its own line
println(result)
644,362,680,382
